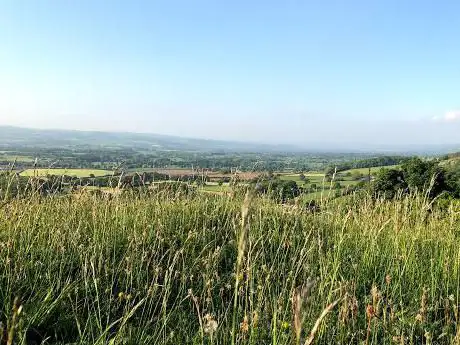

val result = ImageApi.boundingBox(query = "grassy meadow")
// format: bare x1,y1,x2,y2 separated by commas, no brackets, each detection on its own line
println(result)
0,188,460,344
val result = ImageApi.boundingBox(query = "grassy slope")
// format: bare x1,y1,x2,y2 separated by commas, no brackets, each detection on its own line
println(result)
1,192,459,344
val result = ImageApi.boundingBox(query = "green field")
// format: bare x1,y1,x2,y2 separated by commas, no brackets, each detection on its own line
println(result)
341,164,400,175
279,173,325,184
201,183,230,193
20,168,112,177
280,173,359,192
0,154,35,162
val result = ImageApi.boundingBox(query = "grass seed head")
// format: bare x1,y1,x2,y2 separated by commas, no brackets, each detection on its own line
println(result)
240,315,249,333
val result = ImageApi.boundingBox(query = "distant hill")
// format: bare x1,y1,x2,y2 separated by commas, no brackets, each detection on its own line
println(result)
1,126,459,154
0,126,303,153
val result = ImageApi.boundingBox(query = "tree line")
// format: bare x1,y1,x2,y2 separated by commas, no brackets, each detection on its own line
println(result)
371,157,460,200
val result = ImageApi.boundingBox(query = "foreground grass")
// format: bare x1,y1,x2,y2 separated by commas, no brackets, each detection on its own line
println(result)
0,191,460,344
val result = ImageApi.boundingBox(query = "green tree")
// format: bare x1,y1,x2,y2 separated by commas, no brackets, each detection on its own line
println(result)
275,180,300,202
324,166,336,178
401,158,447,197
445,165,460,197
299,173,310,184
372,168,406,199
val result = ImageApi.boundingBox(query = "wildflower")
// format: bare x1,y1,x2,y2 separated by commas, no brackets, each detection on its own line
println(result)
281,321,290,330
203,314,218,335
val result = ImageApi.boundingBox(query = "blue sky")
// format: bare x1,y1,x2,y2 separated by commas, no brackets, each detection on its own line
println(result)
1,0,459,148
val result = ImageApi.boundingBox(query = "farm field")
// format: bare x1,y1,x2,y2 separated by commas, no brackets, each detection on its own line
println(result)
277,168,394,201
0,154,35,163
341,164,400,175
279,172,324,181
201,183,231,193
279,171,356,186
19,168,113,178
138,168,261,181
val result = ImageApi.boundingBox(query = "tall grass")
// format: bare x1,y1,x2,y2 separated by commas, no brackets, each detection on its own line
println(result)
0,189,459,344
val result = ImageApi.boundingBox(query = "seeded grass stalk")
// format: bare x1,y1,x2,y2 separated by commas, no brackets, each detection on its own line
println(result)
231,191,251,345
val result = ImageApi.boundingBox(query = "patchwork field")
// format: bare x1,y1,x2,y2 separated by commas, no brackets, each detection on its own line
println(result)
134,168,260,181
0,154,35,162
19,168,113,178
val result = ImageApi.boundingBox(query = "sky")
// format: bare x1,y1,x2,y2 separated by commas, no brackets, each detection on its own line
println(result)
1,0,459,148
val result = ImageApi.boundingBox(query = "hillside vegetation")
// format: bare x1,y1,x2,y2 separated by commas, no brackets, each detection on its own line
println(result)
0,188,460,344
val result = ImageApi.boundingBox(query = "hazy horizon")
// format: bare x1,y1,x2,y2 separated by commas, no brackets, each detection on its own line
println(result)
2,124,459,154
1,1,459,147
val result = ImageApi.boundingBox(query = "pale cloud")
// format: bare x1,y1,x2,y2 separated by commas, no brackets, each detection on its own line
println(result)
445,110,460,122
433,110,460,123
